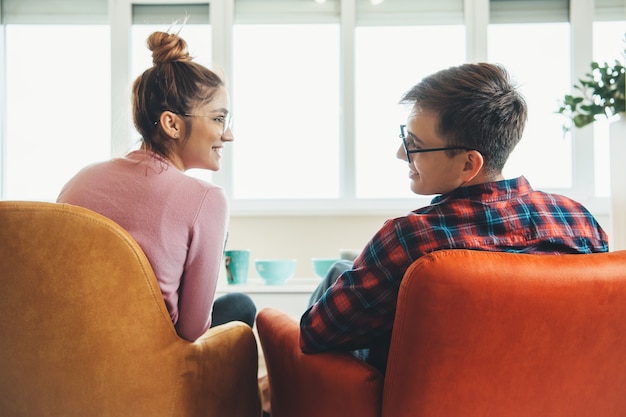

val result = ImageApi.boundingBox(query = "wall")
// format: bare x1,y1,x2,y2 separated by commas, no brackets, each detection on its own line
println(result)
221,212,612,281
223,214,390,279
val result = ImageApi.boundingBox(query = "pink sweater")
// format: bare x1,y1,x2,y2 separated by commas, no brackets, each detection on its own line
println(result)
57,150,228,341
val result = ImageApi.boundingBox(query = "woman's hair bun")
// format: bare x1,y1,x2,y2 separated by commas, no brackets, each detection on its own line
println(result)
148,31,192,65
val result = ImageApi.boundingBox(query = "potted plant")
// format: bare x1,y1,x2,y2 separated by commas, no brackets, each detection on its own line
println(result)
557,44,625,250
557,50,624,130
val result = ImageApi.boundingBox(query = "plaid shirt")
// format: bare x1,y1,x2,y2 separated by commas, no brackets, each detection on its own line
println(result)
299,176,608,372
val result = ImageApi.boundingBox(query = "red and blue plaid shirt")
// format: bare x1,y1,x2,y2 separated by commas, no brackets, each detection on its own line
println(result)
300,176,608,372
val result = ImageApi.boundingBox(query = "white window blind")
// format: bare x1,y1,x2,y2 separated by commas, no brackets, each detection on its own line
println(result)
490,0,570,23
234,0,340,23
355,0,464,25
594,0,626,21
132,4,209,25
1,0,107,24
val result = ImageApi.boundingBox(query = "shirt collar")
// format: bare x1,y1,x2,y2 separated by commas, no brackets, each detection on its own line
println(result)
430,176,533,205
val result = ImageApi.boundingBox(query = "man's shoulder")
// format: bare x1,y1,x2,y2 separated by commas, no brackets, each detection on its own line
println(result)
522,188,593,213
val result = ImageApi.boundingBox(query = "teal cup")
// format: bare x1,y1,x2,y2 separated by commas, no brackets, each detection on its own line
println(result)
224,250,250,285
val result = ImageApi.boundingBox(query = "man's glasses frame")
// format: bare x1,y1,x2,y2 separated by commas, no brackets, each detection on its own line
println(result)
399,124,479,163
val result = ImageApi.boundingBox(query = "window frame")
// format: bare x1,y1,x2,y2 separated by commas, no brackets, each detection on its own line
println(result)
0,0,620,217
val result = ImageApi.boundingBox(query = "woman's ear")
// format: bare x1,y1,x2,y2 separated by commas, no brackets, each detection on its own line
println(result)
158,111,182,140
462,150,484,182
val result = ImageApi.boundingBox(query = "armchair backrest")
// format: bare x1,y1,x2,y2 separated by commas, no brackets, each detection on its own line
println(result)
0,201,260,417
383,249,626,417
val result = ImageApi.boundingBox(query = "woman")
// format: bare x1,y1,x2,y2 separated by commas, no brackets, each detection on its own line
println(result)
57,30,255,341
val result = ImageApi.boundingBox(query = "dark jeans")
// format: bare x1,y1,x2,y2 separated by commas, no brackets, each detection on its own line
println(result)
307,260,354,307
211,292,256,328
307,260,368,361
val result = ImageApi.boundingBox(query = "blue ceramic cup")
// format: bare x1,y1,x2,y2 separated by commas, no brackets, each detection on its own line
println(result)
224,250,250,285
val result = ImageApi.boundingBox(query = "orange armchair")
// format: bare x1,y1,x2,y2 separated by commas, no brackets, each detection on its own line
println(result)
257,249,626,417
0,201,261,417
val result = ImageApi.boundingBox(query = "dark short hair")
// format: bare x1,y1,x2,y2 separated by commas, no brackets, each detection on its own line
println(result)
400,63,527,175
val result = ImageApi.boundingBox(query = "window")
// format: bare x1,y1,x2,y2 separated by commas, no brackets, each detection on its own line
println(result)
0,0,621,215
488,0,572,190
3,0,109,201
354,0,465,198
232,1,341,199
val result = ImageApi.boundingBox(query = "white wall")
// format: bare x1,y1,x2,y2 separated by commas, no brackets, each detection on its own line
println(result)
225,214,388,279
223,211,612,281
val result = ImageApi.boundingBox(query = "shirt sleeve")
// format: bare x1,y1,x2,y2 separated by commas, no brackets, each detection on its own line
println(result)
175,187,229,341
299,218,410,353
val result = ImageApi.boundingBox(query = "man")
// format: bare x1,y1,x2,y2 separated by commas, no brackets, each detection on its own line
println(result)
299,63,608,373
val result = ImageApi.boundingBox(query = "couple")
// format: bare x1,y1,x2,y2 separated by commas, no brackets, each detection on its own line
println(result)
58,30,607,384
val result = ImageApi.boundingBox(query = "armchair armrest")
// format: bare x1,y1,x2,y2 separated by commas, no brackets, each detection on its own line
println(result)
256,308,383,417
182,321,262,417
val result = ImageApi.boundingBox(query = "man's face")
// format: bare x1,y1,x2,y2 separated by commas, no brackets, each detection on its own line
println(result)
396,109,472,195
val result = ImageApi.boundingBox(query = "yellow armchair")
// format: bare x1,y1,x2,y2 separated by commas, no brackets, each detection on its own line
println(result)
0,201,261,417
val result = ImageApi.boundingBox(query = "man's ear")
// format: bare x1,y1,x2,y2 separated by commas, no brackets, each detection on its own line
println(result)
462,150,484,182
158,111,182,140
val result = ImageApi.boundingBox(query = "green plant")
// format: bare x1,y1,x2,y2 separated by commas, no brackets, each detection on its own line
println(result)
557,48,625,130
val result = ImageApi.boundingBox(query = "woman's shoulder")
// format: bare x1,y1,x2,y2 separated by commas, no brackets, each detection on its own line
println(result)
179,176,224,200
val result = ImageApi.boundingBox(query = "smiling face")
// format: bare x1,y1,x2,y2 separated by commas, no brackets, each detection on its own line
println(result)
396,109,483,195
174,86,233,172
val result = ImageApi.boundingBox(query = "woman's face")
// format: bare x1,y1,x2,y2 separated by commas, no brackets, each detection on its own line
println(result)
396,110,470,195
176,86,233,171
